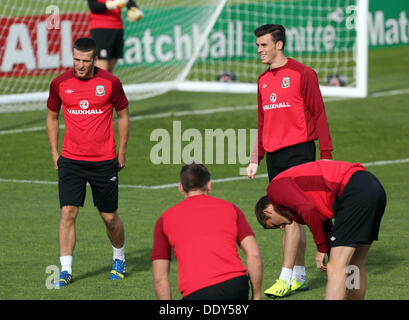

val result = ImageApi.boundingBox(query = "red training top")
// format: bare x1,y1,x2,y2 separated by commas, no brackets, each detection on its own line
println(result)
267,160,366,253
152,194,254,297
252,58,333,164
89,0,123,30
47,67,128,161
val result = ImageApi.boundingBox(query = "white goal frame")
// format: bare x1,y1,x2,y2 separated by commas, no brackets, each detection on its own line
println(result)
0,0,368,107
177,0,368,98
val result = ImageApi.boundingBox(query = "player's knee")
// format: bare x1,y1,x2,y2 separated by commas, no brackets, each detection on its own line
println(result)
60,206,78,221
101,211,119,227
327,260,346,276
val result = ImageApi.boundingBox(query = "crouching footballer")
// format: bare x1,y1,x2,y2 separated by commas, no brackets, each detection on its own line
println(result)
254,160,386,300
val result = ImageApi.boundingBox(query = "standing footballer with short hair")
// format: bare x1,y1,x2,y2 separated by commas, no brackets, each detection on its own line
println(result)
246,24,334,298
46,37,130,287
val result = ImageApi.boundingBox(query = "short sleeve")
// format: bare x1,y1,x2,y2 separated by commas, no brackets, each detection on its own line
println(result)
233,205,255,243
152,216,172,260
111,78,128,111
47,79,62,112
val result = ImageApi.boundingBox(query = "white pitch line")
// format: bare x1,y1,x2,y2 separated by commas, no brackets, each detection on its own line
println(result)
2,86,409,136
1,158,408,189
0,105,257,136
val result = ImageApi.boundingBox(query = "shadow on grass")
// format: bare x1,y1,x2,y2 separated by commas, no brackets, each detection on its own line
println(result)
365,245,403,273
74,247,153,282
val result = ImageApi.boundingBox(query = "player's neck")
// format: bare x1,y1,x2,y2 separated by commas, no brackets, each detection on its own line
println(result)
185,190,209,198
269,55,288,70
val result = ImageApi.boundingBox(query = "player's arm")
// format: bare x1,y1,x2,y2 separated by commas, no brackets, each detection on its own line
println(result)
152,216,172,299
235,205,263,299
46,79,62,170
239,235,263,300
301,69,333,159
247,85,264,178
269,180,329,271
152,259,172,300
268,179,329,253
116,107,129,171
46,109,60,170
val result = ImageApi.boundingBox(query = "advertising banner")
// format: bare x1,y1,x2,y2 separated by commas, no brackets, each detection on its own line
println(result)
0,0,407,76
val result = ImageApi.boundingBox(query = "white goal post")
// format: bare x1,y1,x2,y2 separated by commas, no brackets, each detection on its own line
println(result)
0,0,368,108
182,0,368,98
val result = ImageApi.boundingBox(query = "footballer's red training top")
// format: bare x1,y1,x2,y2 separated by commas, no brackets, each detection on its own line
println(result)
152,194,254,297
47,67,128,161
89,0,123,30
267,160,366,253
252,58,333,164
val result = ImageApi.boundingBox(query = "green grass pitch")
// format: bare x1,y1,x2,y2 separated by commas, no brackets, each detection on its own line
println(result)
0,46,408,300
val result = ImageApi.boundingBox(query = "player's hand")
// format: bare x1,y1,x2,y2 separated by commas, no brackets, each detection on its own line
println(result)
246,162,258,179
315,251,327,272
117,154,126,171
106,0,129,10
51,152,59,170
127,7,144,22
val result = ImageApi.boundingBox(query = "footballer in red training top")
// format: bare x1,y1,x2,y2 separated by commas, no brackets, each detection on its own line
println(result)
47,56,128,161
46,37,129,287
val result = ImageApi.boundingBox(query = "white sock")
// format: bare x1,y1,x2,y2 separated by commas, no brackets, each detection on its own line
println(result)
279,267,293,286
60,256,72,275
113,245,125,261
292,265,306,283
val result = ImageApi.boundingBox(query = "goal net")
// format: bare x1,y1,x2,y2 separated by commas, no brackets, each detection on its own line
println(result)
0,0,367,110
0,0,227,109
185,0,368,98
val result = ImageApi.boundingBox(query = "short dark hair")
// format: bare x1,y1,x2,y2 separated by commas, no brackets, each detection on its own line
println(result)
180,162,210,193
254,24,286,49
254,195,271,228
72,37,97,57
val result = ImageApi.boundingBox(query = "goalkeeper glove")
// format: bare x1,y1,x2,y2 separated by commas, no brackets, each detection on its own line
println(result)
106,0,129,10
127,7,144,22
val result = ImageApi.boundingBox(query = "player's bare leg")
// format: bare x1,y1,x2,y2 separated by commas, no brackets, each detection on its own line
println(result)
346,244,371,300
59,205,79,256
282,221,302,269
100,211,125,248
95,58,116,73
325,246,355,300
295,224,306,266
107,59,117,73
100,211,126,279
95,59,109,71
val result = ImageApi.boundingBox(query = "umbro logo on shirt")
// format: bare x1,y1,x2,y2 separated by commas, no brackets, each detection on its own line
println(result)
65,89,74,94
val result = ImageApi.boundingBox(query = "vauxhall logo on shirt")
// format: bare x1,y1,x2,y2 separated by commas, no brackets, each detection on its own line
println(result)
79,100,89,109
263,92,291,111
67,99,103,115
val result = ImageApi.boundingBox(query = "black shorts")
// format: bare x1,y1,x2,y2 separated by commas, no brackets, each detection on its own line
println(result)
266,141,316,181
57,156,119,213
90,28,124,60
331,171,387,248
182,275,250,300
